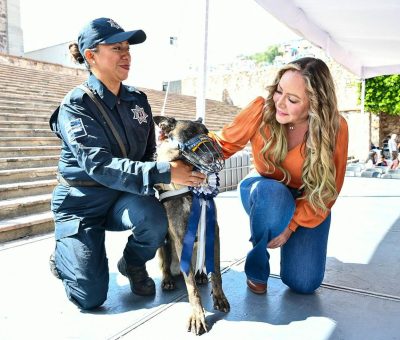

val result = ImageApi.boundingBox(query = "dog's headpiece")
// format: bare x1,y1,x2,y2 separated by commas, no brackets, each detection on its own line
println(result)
179,134,224,173
154,116,224,174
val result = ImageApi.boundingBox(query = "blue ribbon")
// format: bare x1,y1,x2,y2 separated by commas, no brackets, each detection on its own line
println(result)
180,194,216,275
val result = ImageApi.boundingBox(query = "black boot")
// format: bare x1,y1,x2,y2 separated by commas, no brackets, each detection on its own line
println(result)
49,252,60,279
117,257,155,296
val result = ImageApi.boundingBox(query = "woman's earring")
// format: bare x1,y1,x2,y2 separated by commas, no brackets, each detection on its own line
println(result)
92,61,95,64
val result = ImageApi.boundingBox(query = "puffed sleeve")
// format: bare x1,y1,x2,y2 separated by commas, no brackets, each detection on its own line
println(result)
210,96,265,159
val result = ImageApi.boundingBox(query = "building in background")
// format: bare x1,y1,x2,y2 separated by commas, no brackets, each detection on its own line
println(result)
0,0,24,56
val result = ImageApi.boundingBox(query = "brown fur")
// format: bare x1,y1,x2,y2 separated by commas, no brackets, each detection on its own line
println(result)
154,116,230,335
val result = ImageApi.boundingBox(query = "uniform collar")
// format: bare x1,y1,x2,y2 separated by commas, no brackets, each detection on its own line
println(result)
86,74,117,109
86,74,138,108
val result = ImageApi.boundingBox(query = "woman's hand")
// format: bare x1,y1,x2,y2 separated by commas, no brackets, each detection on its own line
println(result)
267,227,293,249
169,160,206,187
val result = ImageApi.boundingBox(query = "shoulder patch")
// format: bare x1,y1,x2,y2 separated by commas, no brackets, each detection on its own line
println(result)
67,118,87,142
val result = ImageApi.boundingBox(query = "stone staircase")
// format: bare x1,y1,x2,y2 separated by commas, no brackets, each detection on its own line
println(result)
0,62,241,243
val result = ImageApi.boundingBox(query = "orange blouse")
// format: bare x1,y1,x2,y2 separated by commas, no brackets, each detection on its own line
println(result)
211,96,349,232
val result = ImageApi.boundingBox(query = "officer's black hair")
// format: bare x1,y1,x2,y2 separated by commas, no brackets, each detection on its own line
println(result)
69,42,85,64
69,42,99,71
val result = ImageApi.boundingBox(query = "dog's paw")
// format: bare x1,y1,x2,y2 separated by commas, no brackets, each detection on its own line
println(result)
212,294,230,313
195,271,208,285
187,310,207,335
161,279,176,291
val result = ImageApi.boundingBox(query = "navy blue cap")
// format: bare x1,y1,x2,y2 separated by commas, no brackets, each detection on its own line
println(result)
78,18,146,55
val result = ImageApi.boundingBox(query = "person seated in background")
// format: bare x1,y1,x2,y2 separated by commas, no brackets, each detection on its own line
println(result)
388,134,398,154
365,151,378,169
376,154,388,167
389,151,399,170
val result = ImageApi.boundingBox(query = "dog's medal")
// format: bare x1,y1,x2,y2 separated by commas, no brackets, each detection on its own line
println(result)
180,173,220,276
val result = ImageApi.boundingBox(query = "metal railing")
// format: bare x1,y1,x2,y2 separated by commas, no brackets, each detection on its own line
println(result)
219,150,252,192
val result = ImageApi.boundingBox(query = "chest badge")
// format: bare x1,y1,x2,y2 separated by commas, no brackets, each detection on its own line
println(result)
131,105,148,124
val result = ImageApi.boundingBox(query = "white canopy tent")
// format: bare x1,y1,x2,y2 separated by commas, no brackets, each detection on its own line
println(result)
254,0,400,79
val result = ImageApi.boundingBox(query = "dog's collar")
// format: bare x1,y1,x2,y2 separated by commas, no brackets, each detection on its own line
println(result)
158,186,191,203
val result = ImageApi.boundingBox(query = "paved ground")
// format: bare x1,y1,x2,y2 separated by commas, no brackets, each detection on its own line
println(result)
1,176,399,340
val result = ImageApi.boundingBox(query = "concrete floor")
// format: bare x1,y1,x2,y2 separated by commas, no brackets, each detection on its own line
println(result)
1,176,399,340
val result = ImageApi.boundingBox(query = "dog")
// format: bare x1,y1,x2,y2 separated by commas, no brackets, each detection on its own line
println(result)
153,115,230,335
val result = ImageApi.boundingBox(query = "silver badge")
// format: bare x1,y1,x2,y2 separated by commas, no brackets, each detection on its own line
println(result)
107,19,121,29
131,105,148,124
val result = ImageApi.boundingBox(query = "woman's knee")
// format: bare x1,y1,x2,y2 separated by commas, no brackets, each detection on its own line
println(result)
244,177,291,204
281,273,324,294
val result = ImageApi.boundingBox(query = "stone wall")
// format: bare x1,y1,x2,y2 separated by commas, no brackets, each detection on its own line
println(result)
341,110,370,161
182,59,360,111
0,52,87,76
379,113,400,143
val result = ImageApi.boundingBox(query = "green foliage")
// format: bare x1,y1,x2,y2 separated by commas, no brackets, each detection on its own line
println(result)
246,45,282,65
361,75,400,115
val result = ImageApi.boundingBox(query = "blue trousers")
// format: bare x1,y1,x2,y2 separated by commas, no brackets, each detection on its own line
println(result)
52,189,168,309
239,172,331,294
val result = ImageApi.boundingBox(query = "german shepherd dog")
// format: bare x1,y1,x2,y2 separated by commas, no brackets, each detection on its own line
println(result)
153,116,230,335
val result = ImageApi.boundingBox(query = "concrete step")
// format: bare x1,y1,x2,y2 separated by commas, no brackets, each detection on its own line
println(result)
0,90,61,99
0,121,49,129
0,193,51,219
0,146,60,157
0,166,57,184
0,99,57,110
0,112,50,122
0,87,68,99
0,155,59,170
0,128,54,137
0,137,60,147
0,211,54,243
0,179,57,199
0,70,85,85
0,106,53,115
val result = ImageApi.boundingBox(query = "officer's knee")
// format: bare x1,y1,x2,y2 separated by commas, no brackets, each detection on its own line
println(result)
139,211,168,247
139,220,168,248
65,279,108,310
282,275,323,294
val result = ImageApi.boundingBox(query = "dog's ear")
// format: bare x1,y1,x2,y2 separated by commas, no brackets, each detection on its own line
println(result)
153,116,177,134
195,117,203,124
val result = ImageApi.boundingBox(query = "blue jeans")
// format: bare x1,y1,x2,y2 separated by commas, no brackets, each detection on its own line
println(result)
53,189,168,309
239,172,331,294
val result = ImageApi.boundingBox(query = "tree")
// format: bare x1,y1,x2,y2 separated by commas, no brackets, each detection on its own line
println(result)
246,45,282,65
362,75,400,115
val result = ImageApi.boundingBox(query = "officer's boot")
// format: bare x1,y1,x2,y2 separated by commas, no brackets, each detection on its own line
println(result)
49,251,61,279
117,257,155,296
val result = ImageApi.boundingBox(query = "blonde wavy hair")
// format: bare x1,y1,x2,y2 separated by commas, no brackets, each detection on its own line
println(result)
259,57,340,212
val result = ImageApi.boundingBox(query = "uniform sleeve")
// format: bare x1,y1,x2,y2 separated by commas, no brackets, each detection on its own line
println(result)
209,96,265,158
59,101,170,195
288,116,349,231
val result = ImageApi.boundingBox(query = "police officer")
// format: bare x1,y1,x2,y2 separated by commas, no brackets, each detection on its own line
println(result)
49,17,205,310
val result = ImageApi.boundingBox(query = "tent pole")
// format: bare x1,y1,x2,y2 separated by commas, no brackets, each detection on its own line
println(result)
360,78,365,115
361,78,371,153
196,0,209,123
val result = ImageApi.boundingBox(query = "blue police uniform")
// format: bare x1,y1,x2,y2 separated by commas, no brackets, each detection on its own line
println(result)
50,73,170,309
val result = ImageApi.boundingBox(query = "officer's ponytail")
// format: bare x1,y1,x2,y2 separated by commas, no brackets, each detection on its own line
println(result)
69,42,85,65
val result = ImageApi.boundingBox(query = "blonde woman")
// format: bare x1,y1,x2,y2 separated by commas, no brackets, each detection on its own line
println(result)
212,58,348,295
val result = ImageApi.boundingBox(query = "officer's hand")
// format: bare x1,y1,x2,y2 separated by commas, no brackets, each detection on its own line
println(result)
170,160,206,186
